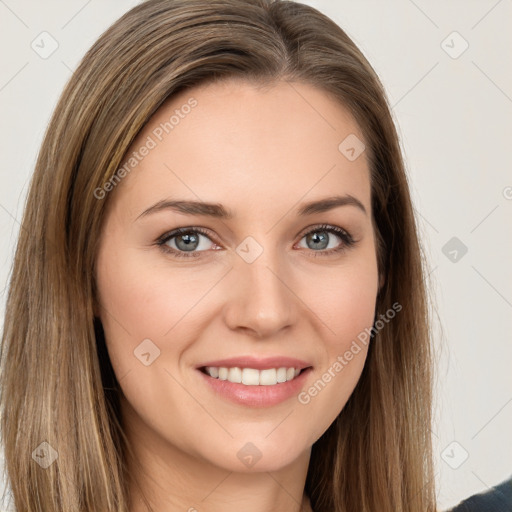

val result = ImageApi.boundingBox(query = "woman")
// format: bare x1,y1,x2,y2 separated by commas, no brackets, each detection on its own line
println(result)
0,0,436,510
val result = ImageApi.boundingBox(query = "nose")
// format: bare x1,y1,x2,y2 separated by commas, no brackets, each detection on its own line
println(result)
222,250,296,339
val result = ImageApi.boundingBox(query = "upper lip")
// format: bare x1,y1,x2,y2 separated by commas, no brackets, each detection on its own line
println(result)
196,356,312,371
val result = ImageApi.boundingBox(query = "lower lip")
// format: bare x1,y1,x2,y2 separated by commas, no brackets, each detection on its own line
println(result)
197,368,312,407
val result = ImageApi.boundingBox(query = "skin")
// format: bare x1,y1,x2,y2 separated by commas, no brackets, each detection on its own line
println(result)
95,79,380,512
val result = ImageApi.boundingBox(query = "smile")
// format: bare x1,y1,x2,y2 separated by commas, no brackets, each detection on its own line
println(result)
201,366,302,386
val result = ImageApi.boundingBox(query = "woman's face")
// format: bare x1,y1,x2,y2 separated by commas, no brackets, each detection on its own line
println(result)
95,79,379,473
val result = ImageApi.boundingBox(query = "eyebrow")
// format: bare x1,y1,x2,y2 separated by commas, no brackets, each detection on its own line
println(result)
136,194,367,220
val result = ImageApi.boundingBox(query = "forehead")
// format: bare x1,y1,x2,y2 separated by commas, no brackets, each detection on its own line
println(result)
111,79,370,219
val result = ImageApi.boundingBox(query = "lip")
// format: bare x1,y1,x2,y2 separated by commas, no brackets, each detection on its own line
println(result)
196,365,313,408
196,356,311,371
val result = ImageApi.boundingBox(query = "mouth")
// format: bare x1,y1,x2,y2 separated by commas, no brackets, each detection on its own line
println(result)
199,365,310,386
196,357,313,407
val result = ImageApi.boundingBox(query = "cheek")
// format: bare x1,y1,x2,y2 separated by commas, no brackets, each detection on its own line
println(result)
296,244,378,438
96,241,190,332
315,244,379,354
95,241,225,376
95,241,176,378
328,267,377,348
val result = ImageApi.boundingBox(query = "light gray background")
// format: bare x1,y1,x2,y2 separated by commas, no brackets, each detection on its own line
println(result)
0,1,511,510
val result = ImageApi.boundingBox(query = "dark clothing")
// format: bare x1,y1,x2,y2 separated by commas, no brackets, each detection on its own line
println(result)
448,476,512,511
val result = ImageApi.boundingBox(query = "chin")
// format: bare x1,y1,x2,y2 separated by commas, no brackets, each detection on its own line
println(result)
201,434,309,474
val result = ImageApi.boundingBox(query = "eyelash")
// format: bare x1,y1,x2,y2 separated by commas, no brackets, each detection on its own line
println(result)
155,224,356,259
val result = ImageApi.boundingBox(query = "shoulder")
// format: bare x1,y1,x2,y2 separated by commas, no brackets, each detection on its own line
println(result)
447,476,512,512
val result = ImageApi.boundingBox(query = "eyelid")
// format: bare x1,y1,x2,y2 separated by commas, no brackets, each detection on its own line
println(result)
156,223,356,258
295,222,352,240
155,226,220,258
294,223,355,255
155,226,217,247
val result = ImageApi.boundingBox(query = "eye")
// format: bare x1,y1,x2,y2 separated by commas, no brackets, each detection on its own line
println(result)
295,224,355,257
156,227,219,258
156,224,355,259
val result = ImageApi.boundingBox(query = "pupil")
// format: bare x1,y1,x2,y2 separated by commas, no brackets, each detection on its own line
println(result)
177,233,198,251
308,231,328,250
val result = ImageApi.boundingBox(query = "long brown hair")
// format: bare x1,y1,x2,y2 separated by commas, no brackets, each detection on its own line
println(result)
0,1,436,510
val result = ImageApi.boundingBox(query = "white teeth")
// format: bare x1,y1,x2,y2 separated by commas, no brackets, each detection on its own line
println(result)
242,368,260,385
204,366,303,386
259,368,276,386
228,367,242,383
276,367,287,383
